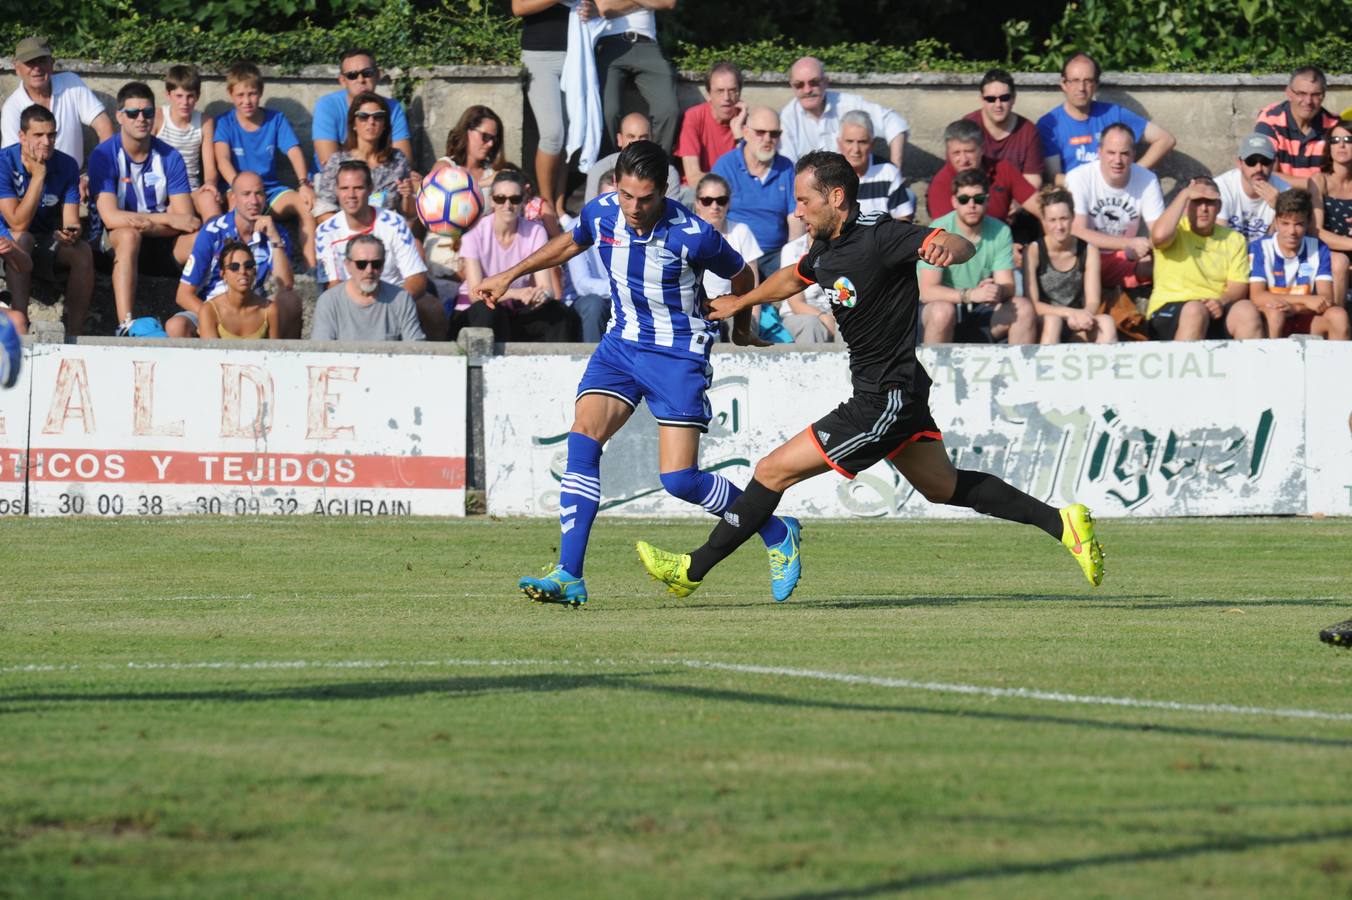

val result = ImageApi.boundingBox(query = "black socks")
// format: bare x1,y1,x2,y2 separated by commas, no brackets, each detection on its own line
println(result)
687,478,784,581
945,470,1062,539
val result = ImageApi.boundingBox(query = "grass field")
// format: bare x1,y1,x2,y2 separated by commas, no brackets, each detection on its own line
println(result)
2,515,1351,899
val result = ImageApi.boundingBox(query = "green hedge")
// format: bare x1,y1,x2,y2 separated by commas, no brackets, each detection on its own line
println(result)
3,2,1351,75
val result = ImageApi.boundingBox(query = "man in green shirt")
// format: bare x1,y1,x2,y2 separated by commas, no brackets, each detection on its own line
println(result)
919,169,1038,344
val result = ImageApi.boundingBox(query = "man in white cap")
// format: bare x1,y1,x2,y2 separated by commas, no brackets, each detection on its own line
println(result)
1,37,112,165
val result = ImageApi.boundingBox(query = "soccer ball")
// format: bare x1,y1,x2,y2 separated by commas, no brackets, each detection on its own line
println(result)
417,165,484,237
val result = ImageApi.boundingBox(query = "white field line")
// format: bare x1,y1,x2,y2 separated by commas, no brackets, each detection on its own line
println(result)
1,656,1350,724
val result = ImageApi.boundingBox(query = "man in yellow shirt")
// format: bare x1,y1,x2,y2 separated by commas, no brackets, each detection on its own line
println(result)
1146,175,1262,340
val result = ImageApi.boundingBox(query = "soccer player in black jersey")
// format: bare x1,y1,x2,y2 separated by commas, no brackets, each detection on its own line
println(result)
637,150,1105,600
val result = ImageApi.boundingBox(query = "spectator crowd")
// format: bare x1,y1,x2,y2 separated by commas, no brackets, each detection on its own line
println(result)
0,16,1349,346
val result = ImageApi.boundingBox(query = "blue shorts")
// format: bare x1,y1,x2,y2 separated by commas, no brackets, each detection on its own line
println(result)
577,334,712,430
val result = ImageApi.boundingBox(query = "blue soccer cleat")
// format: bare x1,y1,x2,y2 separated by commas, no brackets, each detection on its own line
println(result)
519,564,588,607
0,315,20,389
767,516,802,602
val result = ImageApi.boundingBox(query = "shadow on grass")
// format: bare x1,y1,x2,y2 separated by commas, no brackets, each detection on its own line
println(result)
679,593,1167,610
6,671,1348,751
0,671,659,706
619,681,1352,750
765,825,1352,899
1085,598,1351,610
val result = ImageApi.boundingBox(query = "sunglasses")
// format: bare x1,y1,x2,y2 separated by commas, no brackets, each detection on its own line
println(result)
1330,135,1352,145
470,128,499,143
350,258,385,271
790,78,822,90
492,194,523,205
749,128,782,139
697,195,730,207
120,107,154,120
343,67,377,81
224,260,258,272
982,92,1013,103
955,193,989,205
354,110,387,122
1243,155,1274,166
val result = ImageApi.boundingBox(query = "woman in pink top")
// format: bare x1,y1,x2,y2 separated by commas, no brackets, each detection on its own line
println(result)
452,170,578,342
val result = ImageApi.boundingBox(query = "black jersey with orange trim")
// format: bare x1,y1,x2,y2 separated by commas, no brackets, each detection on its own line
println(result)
795,206,939,394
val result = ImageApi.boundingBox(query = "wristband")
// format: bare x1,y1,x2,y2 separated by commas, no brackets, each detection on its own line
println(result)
921,227,946,253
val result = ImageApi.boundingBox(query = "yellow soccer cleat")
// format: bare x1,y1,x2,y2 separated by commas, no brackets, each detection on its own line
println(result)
1060,503,1105,587
635,541,702,598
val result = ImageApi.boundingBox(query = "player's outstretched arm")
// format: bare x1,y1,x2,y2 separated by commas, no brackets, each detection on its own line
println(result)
476,231,586,308
708,263,806,321
919,230,975,267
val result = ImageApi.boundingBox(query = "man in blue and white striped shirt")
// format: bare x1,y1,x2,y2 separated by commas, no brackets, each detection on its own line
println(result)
476,140,802,606
87,81,200,334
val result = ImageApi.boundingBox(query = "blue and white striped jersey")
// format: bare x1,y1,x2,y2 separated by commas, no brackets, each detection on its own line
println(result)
180,212,292,300
571,194,745,357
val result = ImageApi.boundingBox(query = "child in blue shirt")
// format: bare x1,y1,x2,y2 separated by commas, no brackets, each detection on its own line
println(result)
214,62,316,268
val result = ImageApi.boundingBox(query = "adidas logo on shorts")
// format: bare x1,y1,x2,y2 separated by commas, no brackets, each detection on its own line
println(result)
818,430,831,444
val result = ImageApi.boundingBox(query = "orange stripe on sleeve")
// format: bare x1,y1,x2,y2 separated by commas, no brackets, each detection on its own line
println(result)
794,253,815,285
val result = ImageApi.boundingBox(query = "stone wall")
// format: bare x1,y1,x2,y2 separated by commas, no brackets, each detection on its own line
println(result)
5,61,1349,202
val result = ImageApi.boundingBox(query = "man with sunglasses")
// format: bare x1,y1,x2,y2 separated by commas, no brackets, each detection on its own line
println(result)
919,169,1037,346
584,112,680,205
779,57,909,174
87,81,200,335
315,159,442,338
312,234,424,341
475,140,800,606
1037,52,1174,184
172,170,300,339
963,68,1042,189
311,48,413,171
0,104,91,338
1,37,112,165
712,106,802,274
1216,133,1290,242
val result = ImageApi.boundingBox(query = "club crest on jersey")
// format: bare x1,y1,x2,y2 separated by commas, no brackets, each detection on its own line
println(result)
825,276,858,308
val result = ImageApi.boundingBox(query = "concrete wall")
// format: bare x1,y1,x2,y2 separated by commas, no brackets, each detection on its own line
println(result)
3,61,1350,212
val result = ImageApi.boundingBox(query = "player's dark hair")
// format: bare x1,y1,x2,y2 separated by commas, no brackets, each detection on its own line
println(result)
979,68,1015,93
217,239,253,276
706,60,743,92
1061,51,1101,81
165,64,202,95
18,103,55,132
1290,65,1327,90
942,118,983,147
1275,187,1314,219
339,47,377,67
795,150,858,206
336,158,374,190
615,140,670,192
952,168,989,193
1101,122,1137,145
116,81,154,108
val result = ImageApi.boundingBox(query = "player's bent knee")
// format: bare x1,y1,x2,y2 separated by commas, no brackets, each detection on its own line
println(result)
658,467,704,505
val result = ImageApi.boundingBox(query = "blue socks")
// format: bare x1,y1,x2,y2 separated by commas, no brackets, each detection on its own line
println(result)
558,432,603,576
660,466,787,546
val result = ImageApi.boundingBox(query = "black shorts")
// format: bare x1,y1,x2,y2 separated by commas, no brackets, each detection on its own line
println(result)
30,232,65,284
1148,301,1229,340
955,305,995,344
808,388,942,479
96,233,184,278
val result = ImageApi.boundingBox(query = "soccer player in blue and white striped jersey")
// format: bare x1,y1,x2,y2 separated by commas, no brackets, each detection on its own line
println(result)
475,140,802,606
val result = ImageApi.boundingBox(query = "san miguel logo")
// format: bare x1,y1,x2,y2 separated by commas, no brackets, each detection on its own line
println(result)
826,276,858,308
